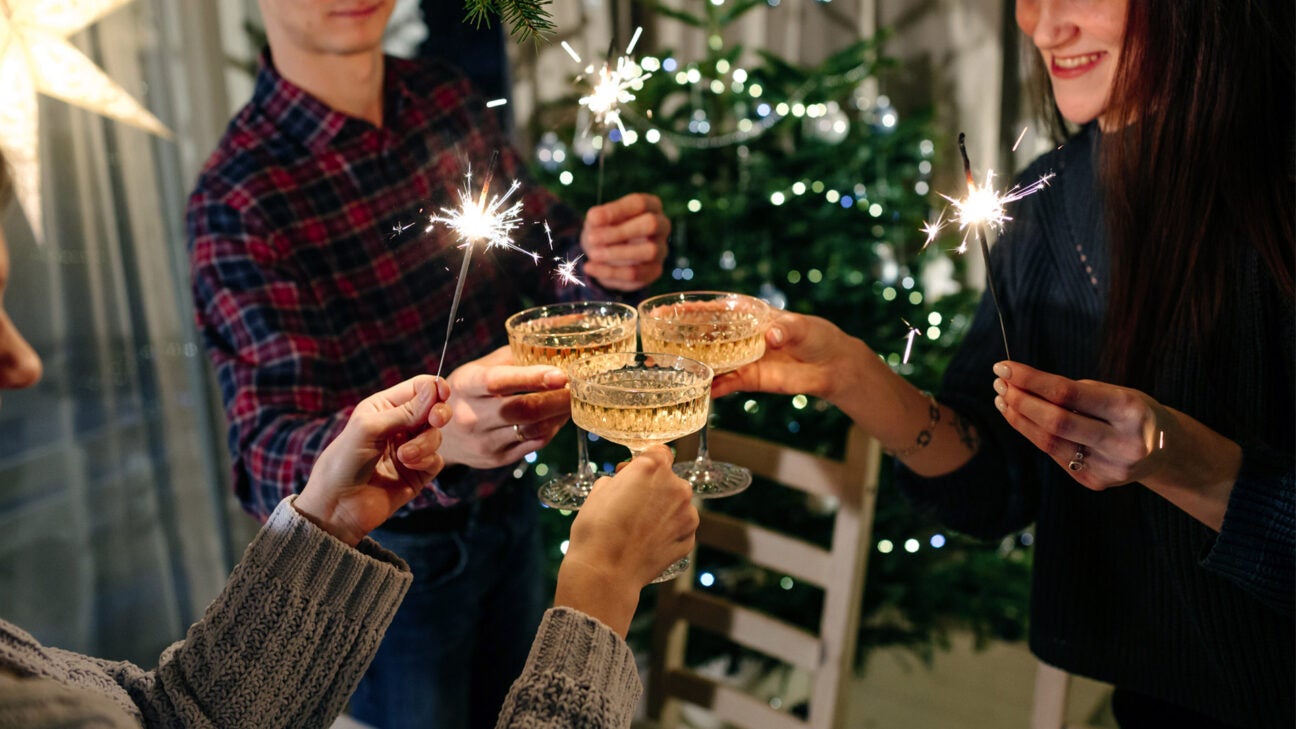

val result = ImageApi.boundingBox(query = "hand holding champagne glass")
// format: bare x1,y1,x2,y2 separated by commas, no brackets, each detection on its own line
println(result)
505,302,638,509
567,351,713,581
638,291,772,498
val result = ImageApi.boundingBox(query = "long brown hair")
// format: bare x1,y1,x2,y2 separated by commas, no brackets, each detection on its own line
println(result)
1033,1,1295,394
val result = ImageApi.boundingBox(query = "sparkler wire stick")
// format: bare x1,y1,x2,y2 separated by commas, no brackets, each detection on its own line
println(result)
958,133,1012,360
435,172,494,379
430,152,529,378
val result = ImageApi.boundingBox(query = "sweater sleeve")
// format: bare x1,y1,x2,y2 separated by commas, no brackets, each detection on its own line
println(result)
92,497,411,729
494,607,642,729
1200,444,1296,616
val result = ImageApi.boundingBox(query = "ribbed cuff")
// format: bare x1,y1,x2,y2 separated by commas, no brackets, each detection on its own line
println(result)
238,498,412,624
1200,456,1295,615
525,606,642,709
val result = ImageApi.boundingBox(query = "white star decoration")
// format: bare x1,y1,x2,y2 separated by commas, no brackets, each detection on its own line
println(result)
0,0,171,243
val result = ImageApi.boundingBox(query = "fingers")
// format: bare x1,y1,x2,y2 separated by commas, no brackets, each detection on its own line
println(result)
995,389,1102,475
992,360,1121,415
584,192,664,228
396,425,446,471
582,236,667,265
582,259,665,291
479,364,568,396
994,376,1110,448
361,376,451,438
499,387,570,423
496,412,569,462
582,216,671,254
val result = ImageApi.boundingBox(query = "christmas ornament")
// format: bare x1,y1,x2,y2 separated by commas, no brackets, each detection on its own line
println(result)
0,0,171,243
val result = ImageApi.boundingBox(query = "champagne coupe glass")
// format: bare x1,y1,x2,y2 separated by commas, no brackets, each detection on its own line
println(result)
638,291,773,498
567,351,713,582
506,301,638,510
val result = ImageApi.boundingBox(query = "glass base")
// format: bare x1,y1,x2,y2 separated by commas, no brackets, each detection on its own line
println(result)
675,459,752,499
650,556,690,583
537,471,599,510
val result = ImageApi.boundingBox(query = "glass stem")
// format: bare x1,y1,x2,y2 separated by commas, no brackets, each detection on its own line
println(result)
694,396,715,467
574,426,594,494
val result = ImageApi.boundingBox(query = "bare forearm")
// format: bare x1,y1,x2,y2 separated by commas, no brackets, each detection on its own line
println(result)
1139,406,1241,532
823,342,981,477
552,561,641,638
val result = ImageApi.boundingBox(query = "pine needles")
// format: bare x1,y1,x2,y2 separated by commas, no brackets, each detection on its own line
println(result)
463,0,555,43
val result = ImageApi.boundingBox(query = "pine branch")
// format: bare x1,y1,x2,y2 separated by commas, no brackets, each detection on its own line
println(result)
463,0,556,43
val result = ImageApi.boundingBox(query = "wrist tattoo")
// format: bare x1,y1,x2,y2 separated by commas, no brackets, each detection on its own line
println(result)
951,412,980,452
886,393,941,459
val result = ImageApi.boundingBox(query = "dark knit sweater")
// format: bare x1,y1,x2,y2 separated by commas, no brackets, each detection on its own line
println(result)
897,125,1295,728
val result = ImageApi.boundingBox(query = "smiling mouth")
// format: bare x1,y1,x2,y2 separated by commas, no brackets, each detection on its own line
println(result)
1053,52,1104,70
331,3,381,17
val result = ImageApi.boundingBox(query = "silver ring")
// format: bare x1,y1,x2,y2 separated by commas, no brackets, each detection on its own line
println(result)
1067,446,1087,472
513,424,526,443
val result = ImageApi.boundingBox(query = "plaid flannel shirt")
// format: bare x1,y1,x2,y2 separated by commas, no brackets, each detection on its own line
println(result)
188,54,613,521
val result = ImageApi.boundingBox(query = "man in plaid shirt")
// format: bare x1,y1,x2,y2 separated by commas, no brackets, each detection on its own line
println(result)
187,2,669,728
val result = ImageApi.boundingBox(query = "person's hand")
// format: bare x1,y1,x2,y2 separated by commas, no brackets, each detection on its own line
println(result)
992,361,1241,528
294,375,452,546
712,312,869,403
439,346,570,469
579,192,670,291
554,446,698,636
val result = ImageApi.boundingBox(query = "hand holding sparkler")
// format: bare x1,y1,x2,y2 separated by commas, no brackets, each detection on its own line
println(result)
579,192,670,291
991,359,1237,532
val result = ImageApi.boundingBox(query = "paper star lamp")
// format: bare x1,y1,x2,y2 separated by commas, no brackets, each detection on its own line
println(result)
0,0,172,243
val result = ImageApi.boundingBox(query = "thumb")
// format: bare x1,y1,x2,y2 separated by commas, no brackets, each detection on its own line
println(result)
364,376,442,438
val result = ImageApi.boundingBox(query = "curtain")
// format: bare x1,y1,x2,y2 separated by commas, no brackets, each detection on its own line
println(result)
0,0,239,667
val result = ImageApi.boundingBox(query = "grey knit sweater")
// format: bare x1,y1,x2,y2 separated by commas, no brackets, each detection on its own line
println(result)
0,499,642,728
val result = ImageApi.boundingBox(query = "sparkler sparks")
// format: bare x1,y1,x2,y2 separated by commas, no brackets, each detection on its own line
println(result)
553,255,586,287
428,164,537,377
563,28,651,138
428,166,534,260
915,133,1055,360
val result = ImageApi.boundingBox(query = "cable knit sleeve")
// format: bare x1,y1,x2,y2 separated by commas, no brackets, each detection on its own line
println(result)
494,607,642,729
1200,445,1296,616
87,497,411,729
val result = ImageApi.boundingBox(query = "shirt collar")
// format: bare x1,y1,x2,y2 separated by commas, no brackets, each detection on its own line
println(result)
252,49,411,155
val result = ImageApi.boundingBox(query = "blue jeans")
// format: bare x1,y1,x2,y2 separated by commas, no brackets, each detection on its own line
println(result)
348,487,543,729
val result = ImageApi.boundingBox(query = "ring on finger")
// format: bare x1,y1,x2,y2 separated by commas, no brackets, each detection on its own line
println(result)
1067,445,1088,472
513,424,527,443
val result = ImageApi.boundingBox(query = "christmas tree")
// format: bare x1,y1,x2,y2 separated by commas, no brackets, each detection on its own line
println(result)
524,0,1033,674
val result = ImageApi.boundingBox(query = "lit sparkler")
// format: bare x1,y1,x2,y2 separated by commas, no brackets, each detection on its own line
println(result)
428,163,534,377
563,27,650,203
917,133,1054,360
562,27,648,139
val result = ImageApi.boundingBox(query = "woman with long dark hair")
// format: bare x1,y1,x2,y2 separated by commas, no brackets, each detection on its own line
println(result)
717,0,1293,726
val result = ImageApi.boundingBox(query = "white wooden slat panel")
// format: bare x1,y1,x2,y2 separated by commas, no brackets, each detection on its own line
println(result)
667,591,821,671
664,668,809,729
697,511,831,585
707,429,847,500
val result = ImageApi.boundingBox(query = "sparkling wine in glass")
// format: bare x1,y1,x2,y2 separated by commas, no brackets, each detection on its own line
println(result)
568,351,713,582
506,302,638,509
638,291,773,498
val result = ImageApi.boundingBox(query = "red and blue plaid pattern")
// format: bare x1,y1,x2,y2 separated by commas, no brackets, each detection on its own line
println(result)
188,54,602,521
